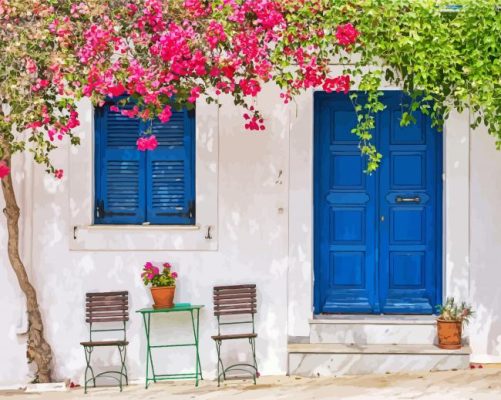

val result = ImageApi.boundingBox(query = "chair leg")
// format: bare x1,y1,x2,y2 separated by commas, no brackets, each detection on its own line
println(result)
215,340,225,387
118,344,128,391
83,346,96,394
249,338,258,384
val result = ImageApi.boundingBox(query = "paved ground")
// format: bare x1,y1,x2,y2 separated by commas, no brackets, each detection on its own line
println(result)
2,369,501,399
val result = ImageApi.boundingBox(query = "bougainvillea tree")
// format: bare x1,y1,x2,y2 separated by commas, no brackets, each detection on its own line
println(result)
0,0,358,382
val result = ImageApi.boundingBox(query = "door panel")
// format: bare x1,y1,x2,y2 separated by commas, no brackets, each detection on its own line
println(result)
314,91,442,314
315,97,377,313
378,94,441,313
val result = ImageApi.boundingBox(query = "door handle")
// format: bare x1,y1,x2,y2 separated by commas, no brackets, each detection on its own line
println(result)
396,196,421,203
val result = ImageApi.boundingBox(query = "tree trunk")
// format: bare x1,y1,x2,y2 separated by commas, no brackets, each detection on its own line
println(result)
1,151,53,383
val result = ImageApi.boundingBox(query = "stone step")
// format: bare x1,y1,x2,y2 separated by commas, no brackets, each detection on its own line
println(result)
288,343,471,377
310,317,437,345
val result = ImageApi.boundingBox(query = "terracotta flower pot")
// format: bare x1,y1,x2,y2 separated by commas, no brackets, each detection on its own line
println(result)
437,319,462,349
150,286,175,309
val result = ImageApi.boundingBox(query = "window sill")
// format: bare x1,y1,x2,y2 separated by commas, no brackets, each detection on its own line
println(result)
71,224,217,251
84,224,202,231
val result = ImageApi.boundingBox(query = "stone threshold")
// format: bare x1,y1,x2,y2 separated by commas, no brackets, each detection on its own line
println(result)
288,343,471,355
311,315,437,325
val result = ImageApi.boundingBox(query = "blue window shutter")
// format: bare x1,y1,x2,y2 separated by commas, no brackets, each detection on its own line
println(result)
95,103,146,224
146,109,195,224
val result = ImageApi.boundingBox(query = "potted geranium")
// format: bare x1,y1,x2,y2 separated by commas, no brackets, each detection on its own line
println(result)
436,297,473,349
142,262,178,309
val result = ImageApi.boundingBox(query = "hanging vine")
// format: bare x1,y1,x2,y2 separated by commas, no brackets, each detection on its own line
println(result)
292,0,501,172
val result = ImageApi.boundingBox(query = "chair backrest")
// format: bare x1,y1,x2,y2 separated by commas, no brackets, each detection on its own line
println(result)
213,284,257,317
85,291,129,340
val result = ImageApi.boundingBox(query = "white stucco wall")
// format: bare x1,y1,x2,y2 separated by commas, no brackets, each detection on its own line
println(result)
469,124,501,363
1,83,501,385
0,152,32,385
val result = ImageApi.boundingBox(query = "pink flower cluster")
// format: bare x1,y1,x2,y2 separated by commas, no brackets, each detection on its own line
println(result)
243,106,265,131
72,0,360,138
0,161,10,179
336,23,360,47
239,79,261,97
206,21,227,49
141,261,178,287
142,262,160,280
22,0,360,171
136,135,158,151
322,75,351,94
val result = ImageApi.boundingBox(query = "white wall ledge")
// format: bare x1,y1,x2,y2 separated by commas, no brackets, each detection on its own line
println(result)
80,224,201,231
71,223,217,251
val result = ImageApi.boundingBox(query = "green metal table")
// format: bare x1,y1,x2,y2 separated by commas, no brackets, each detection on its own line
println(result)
136,304,204,389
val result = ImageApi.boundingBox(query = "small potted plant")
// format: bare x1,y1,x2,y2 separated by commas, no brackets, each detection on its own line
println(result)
141,262,178,309
436,297,473,349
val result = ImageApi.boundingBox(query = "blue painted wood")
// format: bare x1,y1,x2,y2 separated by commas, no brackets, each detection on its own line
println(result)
378,92,442,314
314,91,442,314
95,103,145,224
95,102,195,225
146,109,195,224
314,92,378,314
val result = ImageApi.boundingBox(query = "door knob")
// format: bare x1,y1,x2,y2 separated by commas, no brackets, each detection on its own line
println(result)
380,215,385,222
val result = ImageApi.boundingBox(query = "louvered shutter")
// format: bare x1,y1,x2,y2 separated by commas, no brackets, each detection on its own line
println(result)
95,103,146,224
145,109,195,224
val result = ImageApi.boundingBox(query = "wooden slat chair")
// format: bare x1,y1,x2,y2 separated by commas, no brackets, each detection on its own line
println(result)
212,284,259,386
80,291,129,393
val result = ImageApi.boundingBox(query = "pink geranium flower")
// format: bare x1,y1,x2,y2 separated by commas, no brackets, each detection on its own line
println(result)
141,261,178,287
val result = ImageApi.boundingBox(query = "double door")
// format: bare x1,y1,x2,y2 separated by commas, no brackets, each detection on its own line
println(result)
314,91,442,314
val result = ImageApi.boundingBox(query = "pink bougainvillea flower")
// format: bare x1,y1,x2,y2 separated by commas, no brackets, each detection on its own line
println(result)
158,106,172,123
0,161,10,179
25,58,37,74
322,75,351,94
188,86,201,103
54,169,64,179
239,79,261,96
136,135,158,151
336,23,360,46
108,84,126,98
163,262,171,269
171,271,178,279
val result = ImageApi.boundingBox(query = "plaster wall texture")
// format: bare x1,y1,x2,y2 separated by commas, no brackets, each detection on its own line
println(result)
0,82,500,384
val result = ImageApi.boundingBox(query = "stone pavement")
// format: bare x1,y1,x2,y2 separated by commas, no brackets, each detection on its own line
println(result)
2,369,501,399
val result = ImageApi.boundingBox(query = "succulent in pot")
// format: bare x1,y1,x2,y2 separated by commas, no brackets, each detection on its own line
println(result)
142,262,178,309
436,297,473,349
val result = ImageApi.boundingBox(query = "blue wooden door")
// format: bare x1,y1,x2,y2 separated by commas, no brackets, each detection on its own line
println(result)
314,91,442,314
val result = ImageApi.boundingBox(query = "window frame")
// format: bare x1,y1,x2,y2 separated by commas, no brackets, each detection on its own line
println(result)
93,102,196,226
69,97,218,251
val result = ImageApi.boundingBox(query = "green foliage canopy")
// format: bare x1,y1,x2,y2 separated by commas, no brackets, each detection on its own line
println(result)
316,0,500,172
